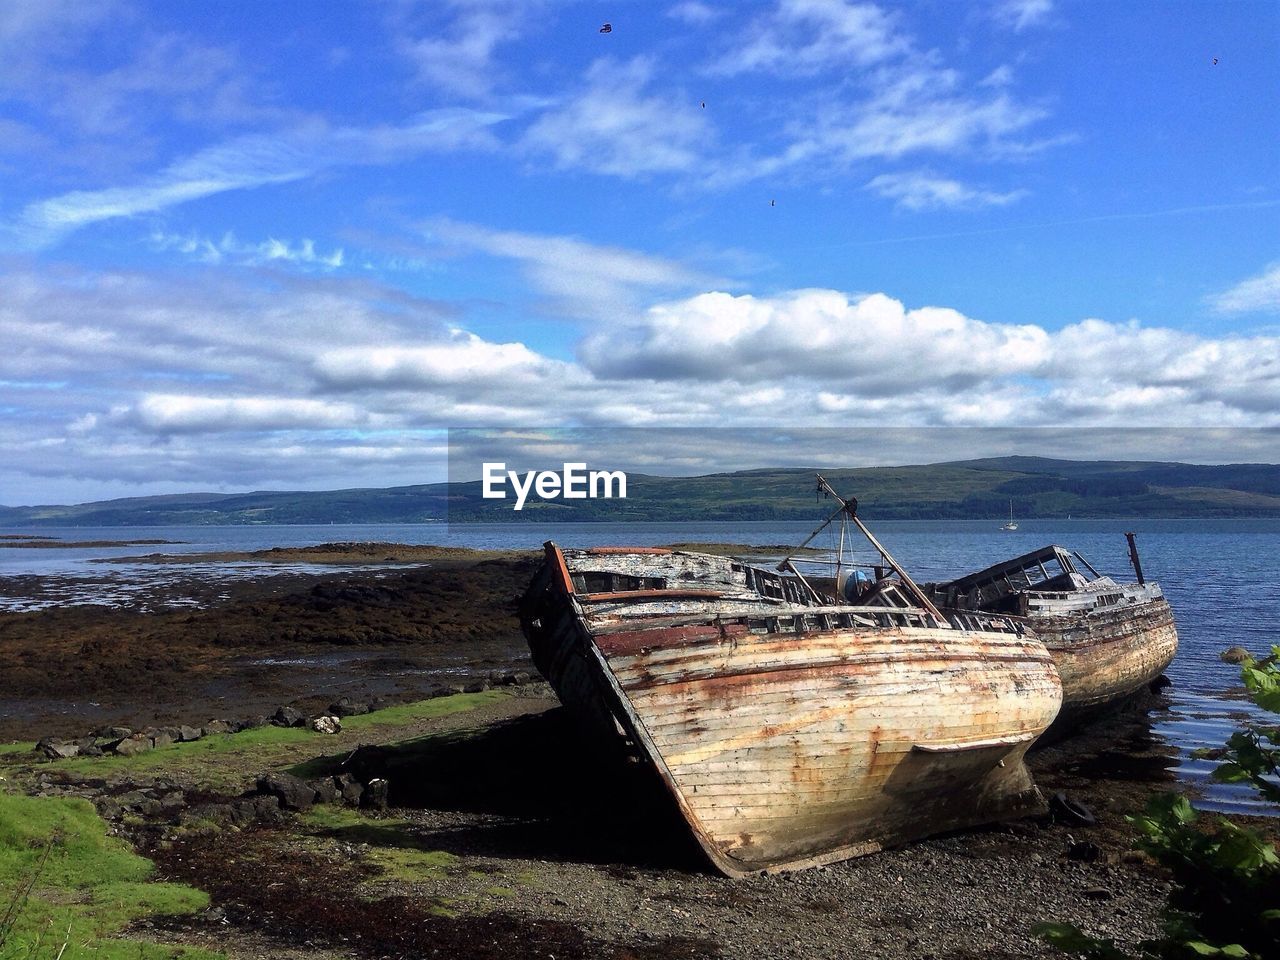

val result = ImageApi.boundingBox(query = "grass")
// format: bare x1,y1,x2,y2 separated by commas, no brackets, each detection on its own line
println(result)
0,746,31,758
0,790,221,960
301,807,459,883
53,691,507,791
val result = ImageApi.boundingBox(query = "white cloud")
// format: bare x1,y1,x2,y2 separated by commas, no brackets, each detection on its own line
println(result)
667,2,722,25
1210,262,1280,314
710,0,908,76
865,170,1028,210
6,254,1279,500
313,333,575,389
127,394,367,433
521,58,709,178
994,0,1055,32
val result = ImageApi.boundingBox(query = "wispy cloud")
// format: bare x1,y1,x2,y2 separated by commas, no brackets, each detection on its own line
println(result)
151,230,345,269
521,58,709,178
6,109,511,249
865,170,1028,210
1211,262,1280,314
993,0,1055,32
392,0,538,98
425,218,726,321
709,0,908,76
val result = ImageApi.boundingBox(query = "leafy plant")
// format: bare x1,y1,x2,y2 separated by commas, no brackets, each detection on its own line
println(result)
1035,648,1280,960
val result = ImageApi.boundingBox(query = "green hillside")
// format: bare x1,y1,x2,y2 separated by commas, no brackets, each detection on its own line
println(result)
2,457,1278,525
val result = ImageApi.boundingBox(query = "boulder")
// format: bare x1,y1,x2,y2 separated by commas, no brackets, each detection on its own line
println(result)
150,731,175,749
1221,646,1252,664
310,778,339,804
327,697,369,718
256,772,318,811
202,720,232,735
361,778,390,811
112,735,154,756
38,740,81,760
334,774,364,805
177,725,203,742
462,679,490,694
96,725,133,740
498,671,531,687
309,715,342,735
272,706,305,728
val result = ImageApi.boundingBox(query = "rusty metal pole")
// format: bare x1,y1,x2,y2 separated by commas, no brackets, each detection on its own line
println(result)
1125,532,1145,585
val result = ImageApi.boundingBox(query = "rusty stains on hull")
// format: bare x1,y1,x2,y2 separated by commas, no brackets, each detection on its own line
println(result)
520,541,1063,877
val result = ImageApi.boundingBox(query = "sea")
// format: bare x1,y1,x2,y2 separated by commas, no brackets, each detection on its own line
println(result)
1,518,1276,815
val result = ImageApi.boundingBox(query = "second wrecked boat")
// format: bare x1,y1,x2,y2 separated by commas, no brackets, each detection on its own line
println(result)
519,479,1063,876
923,538,1178,733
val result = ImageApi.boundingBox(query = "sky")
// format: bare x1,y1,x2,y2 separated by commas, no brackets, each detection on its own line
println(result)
1,0,1278,504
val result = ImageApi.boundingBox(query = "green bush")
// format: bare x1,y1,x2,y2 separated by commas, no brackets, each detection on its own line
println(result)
1035,647,1280,960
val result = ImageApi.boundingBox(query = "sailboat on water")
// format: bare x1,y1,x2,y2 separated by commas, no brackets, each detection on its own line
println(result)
1002,501,1018,531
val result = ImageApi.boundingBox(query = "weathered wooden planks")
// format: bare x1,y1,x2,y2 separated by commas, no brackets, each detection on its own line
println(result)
519,542,1063,876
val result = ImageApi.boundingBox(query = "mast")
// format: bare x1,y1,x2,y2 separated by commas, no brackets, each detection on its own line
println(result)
780,475,947,623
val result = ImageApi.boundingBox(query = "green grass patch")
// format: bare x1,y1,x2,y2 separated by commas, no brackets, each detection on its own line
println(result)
54,692,507,791
0,745,32,757
0,790,221,960
340,691,506,730
301,807,460,884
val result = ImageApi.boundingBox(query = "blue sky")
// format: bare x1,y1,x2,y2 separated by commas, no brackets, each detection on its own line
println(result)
1,0,1278,503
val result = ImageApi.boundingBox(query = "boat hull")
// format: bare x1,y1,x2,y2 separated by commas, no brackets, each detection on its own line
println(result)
521,546,1063,876
1034,596,1178,732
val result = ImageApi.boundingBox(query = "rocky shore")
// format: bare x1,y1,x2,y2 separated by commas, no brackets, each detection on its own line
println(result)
0,544,1258,960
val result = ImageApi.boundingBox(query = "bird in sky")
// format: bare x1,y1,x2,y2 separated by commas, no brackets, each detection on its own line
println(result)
770,199,776,207
700,100,706,108
1212,57,1219,64
599,23,612,33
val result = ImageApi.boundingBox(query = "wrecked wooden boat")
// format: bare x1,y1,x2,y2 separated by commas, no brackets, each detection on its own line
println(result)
519,478,1062,876
923,538,1178,733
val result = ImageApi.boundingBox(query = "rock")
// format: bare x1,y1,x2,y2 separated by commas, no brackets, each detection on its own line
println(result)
462,679,491,694
78,744,103,758
112,735,154,756
311,778,340,804
150,731,175,749
309,715,342,735
361,778,390,811
327,697,369,718
158,791,186,813
202,720,232,735
1221,646,1251,664
272,706,305,728
367,696,391,712
250,793,284,823
334,774,364,805
177,725,203,742
1068,840,1102,862
39,740,81,760
97,725,133,740
96,798,123,821
256,772,318,811
1083,886,1114,901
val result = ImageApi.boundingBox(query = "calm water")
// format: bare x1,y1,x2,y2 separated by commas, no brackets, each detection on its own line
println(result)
2,518,1277,813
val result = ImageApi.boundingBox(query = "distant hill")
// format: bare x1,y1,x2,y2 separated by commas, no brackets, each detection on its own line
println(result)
2,458,1278,526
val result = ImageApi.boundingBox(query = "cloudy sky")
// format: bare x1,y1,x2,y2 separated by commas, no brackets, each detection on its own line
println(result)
1,0,1278,504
